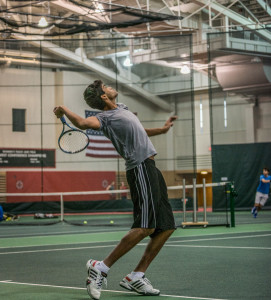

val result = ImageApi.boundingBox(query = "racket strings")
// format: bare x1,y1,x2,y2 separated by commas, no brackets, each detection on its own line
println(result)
59,130,89,153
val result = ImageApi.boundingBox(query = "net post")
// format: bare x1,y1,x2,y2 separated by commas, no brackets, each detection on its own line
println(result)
182,178,186,223
60,194,64,222
203,178,207,223
229,182,237,228
193,178,197,222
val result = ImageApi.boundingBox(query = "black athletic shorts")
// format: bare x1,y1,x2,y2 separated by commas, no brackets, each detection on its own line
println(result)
126,158,176,237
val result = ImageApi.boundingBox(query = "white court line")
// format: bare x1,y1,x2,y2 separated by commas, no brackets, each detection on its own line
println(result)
0,230,125,242
166,233,271,244
0,229,122,238
1,228,270,249
0,233,271,255
165,245,271,250
0,280,228,300
1,231,270,242
1,240,271,255
0,230,128,249
1,229,271,250
0,244,117,255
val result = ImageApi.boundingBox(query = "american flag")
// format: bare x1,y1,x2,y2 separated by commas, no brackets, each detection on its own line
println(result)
85,111,120,158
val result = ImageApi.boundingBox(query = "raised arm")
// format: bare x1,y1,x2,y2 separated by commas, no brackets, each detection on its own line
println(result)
53,105,100,130
145,116,177,137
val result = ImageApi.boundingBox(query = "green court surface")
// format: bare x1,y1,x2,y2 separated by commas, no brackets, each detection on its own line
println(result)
0,223,271,300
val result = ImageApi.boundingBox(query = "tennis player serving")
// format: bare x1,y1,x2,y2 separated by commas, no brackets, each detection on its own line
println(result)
54,80,177,300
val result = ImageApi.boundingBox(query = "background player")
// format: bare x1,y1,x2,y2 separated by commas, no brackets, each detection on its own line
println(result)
251,167,271,218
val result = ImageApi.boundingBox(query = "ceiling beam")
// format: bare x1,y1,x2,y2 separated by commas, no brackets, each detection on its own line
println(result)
193,0,271,42
257,0,271,17
51,0,110,23
14,36,173,112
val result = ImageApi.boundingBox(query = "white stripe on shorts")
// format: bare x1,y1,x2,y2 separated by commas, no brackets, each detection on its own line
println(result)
133,161,156,228
138,164,148,228
142,162,157,227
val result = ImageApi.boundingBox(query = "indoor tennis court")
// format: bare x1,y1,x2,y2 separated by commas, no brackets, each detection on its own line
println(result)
1,222,271,300
1,1,271,300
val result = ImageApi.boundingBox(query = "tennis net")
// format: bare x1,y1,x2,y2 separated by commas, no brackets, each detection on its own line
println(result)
0,180,233,227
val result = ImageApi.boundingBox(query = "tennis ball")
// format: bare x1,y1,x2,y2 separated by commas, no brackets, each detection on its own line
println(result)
83,220,88,224
110,220,114,224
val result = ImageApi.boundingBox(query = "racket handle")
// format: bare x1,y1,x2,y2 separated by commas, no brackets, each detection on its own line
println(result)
60,116,66,124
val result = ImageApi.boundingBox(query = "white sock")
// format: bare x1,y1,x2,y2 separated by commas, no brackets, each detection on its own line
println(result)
97,261,110,274
130,271,144,279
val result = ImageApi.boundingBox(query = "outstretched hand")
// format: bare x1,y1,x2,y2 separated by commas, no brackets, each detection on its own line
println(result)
162,116,177,133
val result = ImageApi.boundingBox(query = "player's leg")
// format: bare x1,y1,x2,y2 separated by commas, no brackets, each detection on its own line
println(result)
119,229,174,296
103,227,155,267
254,200,262,218
132,166,175,273
252,192,261,217
253,192,268,218
86,227,154,300
120,161,176,296
134,228,174,273
258,194,268,215
86,159,157,300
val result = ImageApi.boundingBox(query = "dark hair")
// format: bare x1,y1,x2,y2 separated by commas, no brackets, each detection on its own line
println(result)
263,167,270,173
83,80,106,110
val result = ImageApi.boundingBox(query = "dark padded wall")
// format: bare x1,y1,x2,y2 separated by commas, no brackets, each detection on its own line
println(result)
212,143,271,210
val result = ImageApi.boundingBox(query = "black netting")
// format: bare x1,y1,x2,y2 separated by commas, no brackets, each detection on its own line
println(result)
0,0,182,36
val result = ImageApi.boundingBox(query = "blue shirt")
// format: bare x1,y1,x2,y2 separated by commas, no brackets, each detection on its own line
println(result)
96,103,157,170
257,175,271,195
0,205,3,221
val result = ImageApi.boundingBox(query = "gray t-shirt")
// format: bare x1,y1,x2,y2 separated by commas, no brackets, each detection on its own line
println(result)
95,103,157,170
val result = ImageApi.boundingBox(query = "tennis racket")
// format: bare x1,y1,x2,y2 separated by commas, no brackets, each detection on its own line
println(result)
58,116,89,154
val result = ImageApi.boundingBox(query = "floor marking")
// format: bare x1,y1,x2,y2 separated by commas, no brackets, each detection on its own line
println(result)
0,280,228,300
166,233,271,244
0,239,122,249
0,229,270,250
0,280,85,290
1,231,270,241
1,240,270,255
165,244,271,250
161,294,227,300
0,229,126,241
0,229,125,238
0,244,117,255
0,230,112,238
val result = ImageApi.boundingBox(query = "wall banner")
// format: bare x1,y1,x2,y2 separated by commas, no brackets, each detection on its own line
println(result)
0,148,55,168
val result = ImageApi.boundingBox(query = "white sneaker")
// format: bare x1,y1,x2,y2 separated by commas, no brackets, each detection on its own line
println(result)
120,274,160,296
86,259,107,300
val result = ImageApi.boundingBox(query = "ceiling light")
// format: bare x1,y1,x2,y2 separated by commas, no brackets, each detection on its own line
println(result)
201,171,208,175
0,57,39,65
38,17,48,27
123,57,133,67
251,57,261,63
180,65,190,74
134,48,145,53
95,3,104,13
